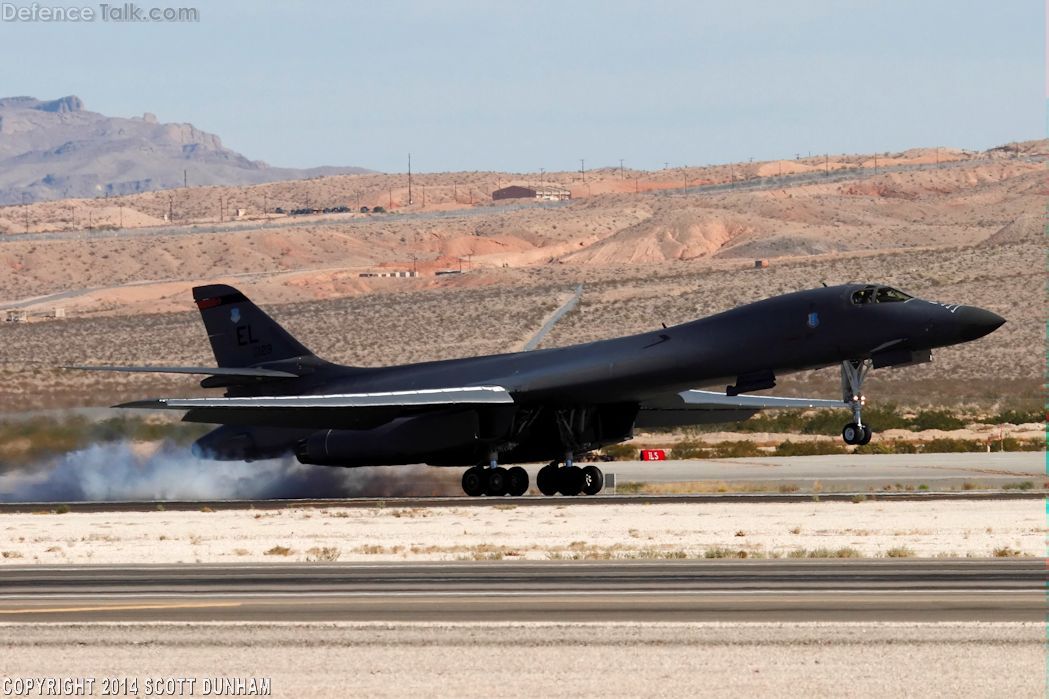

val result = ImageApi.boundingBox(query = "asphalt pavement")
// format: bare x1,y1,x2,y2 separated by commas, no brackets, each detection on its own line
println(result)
0,559,1041,623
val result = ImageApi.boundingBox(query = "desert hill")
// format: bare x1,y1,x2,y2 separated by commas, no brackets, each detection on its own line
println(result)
0,96,370,205
0,139,1043,410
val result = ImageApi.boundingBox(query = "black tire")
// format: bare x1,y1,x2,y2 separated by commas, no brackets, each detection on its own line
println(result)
507,466,529,496
558,465,584,496
842,422,860,445
485,467,508,496
581,465,604,495
536,465,559,496
462,467,484,497
858,425,873,445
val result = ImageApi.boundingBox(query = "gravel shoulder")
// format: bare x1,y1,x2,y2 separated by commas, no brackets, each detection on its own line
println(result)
0,621,1041,698
0,499,1042,564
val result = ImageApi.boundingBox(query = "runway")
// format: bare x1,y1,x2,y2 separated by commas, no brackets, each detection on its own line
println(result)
0,559,1041,623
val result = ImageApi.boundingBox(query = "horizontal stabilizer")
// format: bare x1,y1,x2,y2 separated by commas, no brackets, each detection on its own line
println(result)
116,386,514,411
64,365,300,378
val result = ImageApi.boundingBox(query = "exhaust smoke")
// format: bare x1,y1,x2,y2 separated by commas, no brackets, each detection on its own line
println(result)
0,439,462,502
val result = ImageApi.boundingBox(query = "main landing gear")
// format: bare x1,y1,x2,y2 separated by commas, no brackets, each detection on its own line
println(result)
461,455,529,497
461,453,605,497
840,359,873,445
536,455,604,497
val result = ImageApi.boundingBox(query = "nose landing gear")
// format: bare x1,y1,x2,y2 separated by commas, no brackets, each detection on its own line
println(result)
840,359,873,445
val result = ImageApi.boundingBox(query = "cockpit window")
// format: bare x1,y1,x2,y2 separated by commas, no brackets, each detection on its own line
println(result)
875,287,912,303
851,287,875,305
852,286,913,305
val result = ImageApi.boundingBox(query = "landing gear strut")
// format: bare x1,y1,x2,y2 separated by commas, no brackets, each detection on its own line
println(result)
840,359,873,445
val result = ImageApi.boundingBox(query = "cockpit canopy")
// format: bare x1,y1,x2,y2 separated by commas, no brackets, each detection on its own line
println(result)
851,285,912,305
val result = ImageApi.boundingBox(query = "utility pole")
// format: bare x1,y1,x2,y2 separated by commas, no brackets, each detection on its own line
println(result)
634,176,639,193
825,154,829,176
664,162,669,170
355,191,360,210
411,254,417,276
168,195,173,222
874,154,878,175
579,158,585,182
21,193,28,234
619,159,624,178
539,168,545,187
70,205,75,228
389,189,393,209
119,205,124,229
263,194,268,216
408,153,413,205
183,169,187,188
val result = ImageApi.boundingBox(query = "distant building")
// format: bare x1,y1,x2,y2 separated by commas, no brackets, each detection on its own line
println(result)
754,259,769,269
535,185,571,201
358,270,417,279
492,185,571,202
492,186,536,201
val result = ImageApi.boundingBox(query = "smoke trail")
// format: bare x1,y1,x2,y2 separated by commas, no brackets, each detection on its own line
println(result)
0,440,462,502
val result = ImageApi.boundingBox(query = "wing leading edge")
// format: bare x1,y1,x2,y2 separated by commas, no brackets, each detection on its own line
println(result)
116,385,514,411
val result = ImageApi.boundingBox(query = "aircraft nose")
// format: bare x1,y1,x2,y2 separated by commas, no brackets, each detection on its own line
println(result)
955,306,1005,342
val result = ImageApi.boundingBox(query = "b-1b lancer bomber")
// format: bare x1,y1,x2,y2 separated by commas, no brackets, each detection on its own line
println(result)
77,283,1004,497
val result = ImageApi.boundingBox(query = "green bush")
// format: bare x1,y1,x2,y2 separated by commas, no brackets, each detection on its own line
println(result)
671,440,712,459
601,443,639,461
0,415,208,466
991,409,1044,426
854,440,919,455
908,409,966,431
709,441,764,458
922,438,982,453
773,440,846,456
860,404,910,431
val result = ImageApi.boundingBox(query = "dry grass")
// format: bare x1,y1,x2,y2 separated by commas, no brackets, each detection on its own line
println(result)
264,545,294,557
305,546,341,562
788,547,862,559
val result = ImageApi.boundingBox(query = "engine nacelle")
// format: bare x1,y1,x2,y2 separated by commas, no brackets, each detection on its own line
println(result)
295,410,480,466
192,425,312,461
